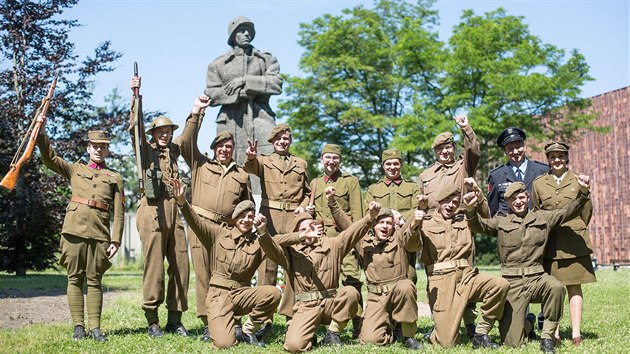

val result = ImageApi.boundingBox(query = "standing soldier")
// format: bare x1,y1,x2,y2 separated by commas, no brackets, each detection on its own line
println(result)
37,122,123,342
488,127,548,216
465,177,591,354
178,95,253,341
244,124,311,286
420,183,509,348
129,77,190,337
171,180,281,349
258,202,382,352
307,143,364,338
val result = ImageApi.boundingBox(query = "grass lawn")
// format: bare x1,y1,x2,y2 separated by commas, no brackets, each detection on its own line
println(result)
1,267,629,353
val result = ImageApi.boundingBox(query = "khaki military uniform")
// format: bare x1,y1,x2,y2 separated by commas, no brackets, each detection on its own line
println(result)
244,153,310,286
532,171,596,285
467,190,590,346
421,211,508,347
178,201,281,349
259,215,375,352
131,133,189,322
366,178,420,280
37,134,123,330
179,113,252,318
355,221,422,345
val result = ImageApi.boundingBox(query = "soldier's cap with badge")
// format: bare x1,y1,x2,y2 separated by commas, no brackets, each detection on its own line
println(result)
544,141,570,155
210,130,234,150
228,16,256,46
504,182,527,199
232,200,256,219
267,123,291,143
88,130,110,144
496,127,526,148
381,148,402,163
432,132,454,149
435,185,461,203
291,211,314,232
321,143,341,157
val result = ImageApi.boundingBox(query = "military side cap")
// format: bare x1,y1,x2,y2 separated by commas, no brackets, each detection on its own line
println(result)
504,182,527,199
267,123,291,143
497,127,526,147
544,141,570,155
88,130,110,144
227,16,255,46
291,211,314,232
432,132,454,149
435,185,461,203
211,130,234,149
232,200,256,219
376,208,394,220
381,148,402,162
321,144,341,156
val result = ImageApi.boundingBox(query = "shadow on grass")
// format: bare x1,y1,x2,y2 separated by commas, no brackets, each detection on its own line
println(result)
107,325,208,338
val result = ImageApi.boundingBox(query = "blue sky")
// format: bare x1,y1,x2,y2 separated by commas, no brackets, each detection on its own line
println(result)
64,0,629,153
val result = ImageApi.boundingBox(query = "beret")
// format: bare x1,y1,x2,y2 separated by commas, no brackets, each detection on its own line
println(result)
210,130,234,149
291,212,314,232
88,130,110,144
435,185,461,203
376,208,394,220
504,182,527,199
432,132,454,149
232,200,256,219
496,127,526,148
267,123,291,143
321,143,341,156
381,148,402,162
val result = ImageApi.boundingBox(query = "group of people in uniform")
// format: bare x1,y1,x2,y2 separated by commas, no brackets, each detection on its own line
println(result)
31,15,595,354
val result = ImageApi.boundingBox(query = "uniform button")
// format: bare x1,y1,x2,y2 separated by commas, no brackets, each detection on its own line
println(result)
92,195,95,198
555,191,559,195
93,184,97,188
555,201,559,205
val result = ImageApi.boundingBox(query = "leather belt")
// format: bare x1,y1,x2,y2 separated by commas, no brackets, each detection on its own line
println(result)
295,289,337,302
192,205,231,224
367,279,402,294
71,197,109,211
426,259,470,274
501,265,545,277
209,275,250,290
261,199,299,211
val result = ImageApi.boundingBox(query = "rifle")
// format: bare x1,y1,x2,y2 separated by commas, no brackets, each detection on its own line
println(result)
1,76,58,192
130,62,145,193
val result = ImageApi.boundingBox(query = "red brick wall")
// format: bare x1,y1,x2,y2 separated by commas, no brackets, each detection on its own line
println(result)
533,87,630,265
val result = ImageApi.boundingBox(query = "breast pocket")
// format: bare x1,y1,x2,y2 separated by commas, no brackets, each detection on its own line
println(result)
226,173,249,198
395,188,414,210
334,186,351,211
216,237,236,269
527,221,548,247
202,169,221,188
498,224,521,248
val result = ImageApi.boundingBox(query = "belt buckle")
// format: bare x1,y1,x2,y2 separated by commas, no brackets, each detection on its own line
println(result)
212,213,222,223
282,201,291,211
87,200,97,208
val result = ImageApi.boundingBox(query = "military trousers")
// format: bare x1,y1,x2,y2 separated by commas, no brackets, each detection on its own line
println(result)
188,216,216,318
207,285,281,349
360,279,418,345
137,195,189,314
60,234,112,329
500,273,565,347
428,267,509,347
285,285,359,352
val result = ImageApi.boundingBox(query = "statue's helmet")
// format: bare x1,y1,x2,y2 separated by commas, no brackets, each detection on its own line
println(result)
227,16,256,46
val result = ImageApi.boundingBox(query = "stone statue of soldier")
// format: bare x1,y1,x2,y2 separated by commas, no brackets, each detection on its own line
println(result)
205,16,282,174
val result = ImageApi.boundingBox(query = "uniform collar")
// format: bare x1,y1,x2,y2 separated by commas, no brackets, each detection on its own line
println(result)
88,160,105,170
384,178,402,186
323,170,341,183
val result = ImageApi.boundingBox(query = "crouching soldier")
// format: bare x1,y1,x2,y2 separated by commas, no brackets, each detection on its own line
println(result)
171,179,280,349
258,202,382,352
464,177,591,353
420,183,509,348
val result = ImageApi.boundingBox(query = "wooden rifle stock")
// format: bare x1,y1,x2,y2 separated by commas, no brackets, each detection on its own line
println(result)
131,62,145,193
1,77,57,192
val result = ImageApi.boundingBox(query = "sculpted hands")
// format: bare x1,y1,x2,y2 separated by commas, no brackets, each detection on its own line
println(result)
454,114,468,128
576,174,591,193
224,77,245,96
192,95,212,114
246,139,258,160
367,201,382,221
253,214,267,234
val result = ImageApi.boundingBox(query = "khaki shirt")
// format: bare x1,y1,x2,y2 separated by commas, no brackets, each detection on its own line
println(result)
37,134,124,243
244,153,311,208
259,215,374,294
420,211,474,267
179,113,252,219
532,170,594,259
467,191,590,271
365,178,420,222
355,222,422,285
312,170,363,236
418,124,480,208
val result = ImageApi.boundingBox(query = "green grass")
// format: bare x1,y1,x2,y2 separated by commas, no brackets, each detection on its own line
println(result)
1,267,629,353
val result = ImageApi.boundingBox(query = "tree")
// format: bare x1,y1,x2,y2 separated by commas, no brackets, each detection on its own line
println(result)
0,0,122,275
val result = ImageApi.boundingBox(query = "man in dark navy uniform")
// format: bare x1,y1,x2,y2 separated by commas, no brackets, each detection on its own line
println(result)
487,127,548,216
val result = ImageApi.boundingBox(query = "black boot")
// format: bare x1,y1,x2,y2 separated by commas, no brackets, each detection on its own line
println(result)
148,323,164,338
322,330,342,346
466,323,477,339
200,326,210,342
255,322,273,341
236,330,265,347
164,322,190,337
472,334,499,349
88,328,108,342
540,338,556,353
526,313,538,340
402,337,423,350
393,322,403,341
351,316,363,339
72,325,86,340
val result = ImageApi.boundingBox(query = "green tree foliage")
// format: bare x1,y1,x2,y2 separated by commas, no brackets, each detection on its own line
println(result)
0,0,122,275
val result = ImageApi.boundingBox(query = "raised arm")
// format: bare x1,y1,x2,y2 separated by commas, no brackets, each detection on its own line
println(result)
36,121,73,180
254,214,290,269
401,206,425,252
455,115,481,179
325,186,353,231
178,95,211,166
337,201,379,257
463,188,499,237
